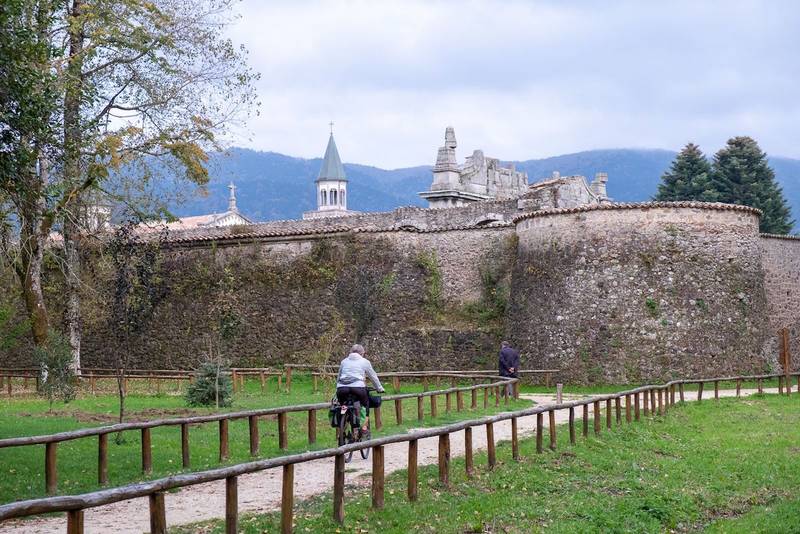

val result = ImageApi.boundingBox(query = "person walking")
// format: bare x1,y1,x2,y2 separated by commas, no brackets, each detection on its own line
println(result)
498,340,520,396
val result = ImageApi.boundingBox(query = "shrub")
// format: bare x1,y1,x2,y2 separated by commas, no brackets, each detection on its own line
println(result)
186,362,233,408
34,332,77,411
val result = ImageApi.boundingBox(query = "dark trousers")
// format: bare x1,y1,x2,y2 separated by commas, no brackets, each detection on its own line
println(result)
336,386,370,415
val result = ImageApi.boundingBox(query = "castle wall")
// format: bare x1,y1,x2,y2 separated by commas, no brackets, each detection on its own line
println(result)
1,225,516,371
509,203,772,383
759,234,800,359
4,200,800,383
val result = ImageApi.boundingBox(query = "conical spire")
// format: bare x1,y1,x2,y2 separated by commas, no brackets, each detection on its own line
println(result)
317,133,347,181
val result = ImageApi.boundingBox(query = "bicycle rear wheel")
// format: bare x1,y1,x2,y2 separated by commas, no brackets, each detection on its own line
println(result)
359,421,371,459
339,410,355,463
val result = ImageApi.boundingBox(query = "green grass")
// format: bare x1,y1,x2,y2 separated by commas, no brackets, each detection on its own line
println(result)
176,393,800,533
0,375,529,504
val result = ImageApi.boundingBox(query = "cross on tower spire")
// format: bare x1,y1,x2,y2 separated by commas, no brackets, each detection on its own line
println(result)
228,182,238,212
329,121,334,135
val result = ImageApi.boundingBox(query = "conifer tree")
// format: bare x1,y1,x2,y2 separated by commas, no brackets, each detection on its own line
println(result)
711,137,793,234
655,143,717,201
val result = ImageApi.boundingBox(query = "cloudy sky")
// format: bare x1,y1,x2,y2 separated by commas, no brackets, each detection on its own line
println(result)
227,0,800,168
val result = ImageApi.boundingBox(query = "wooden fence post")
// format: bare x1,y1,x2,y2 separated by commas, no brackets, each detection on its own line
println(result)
549,410,557,450
393,375,400,392
698,382,704,401
333,453,345,523
471,388,477,409
231,370,237,394
486,423,496,468
149,492,167,534
465,427,474,476
417,396,424,421
282,465,295,534
219,420,229,461
407,440,418,501
483,387,489,409
569,407,576,444
181,423,191,468
308,409,317,444
67,510,84,534
593,401,601,435
248,415,260,456
395,398,403,425
438,433,450,485
536,412,544,453
285,366,292,393
446,392,452,413
511,417,519,460
374,406,383,430
495,386,500,407
736,379,741,397
679,383,685,402
141,428,152,474
457,389,464,411
625,395,632,423
650,389,656,415
372,446,385,509
45,442,57,495
278,412,288,450
635,392,640,421
615,397,622,424
430,395,437,418
757,378,763,394
606,399,612,429
226,476,238,534
582,404,589,436
98,433,108,485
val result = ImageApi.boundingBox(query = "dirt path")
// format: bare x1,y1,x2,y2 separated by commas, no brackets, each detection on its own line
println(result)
0,387,779,533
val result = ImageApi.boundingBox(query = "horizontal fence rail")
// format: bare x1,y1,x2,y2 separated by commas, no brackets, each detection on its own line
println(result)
0,372,517,496
0,372,793,533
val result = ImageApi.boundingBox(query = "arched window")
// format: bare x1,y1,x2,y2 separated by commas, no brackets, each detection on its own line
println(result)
340,190,346,206
331,189,337,205
320,189,327,206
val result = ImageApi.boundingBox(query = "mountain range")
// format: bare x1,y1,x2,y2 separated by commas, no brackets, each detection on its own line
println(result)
174,148,800,228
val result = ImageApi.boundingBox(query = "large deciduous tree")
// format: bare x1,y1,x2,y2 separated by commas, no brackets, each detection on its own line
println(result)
0,0,258,365
654,143,716,202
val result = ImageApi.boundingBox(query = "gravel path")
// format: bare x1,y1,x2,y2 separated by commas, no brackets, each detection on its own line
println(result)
0,387,779,533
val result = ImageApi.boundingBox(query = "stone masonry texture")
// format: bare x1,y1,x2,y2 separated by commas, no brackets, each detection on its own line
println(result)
1,201,797,383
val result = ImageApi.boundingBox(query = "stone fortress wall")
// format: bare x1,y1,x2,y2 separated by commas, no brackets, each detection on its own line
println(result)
3,198,798,383
511,202,774,382
109,202,800,380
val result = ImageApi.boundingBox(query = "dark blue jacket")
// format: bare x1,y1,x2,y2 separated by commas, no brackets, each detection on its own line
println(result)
499,346,520,377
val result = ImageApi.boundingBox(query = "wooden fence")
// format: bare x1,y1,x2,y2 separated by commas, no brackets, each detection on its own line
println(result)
0,372,794,533
0,367,284,396
0,372,516,496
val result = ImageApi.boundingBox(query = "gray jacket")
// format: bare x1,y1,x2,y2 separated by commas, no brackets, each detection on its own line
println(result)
336,353,384,391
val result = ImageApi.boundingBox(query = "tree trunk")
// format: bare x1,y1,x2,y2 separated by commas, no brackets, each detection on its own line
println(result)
62,0,84,372
17,168,51,347
63,222,82,372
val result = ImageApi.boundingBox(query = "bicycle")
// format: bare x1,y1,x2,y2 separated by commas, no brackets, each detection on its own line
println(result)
335,387,379,463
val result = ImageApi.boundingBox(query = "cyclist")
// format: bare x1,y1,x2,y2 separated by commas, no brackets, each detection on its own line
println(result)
336,344,384,433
